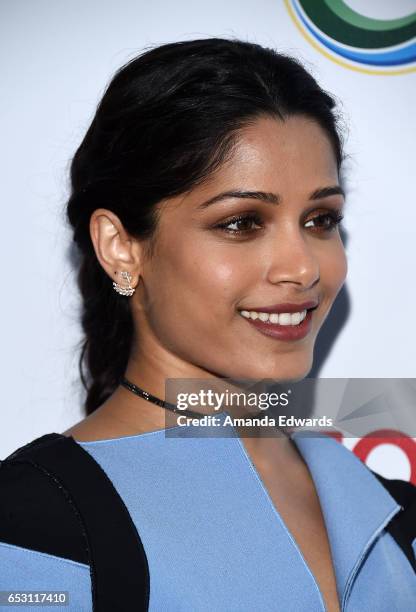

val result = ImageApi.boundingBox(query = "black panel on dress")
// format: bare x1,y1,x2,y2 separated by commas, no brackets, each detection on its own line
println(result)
0,433,150,611
371,471,416,573
0,460,89,563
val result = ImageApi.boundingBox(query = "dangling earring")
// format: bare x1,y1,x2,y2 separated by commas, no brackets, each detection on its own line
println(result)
112,271,136,296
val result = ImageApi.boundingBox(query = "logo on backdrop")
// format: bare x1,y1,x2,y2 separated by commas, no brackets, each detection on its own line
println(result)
285,0,416,75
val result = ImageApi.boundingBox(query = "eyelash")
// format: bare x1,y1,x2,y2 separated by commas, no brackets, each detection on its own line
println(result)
214,210,344,236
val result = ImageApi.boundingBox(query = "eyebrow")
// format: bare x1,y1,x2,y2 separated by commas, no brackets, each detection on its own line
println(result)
196,185,345,210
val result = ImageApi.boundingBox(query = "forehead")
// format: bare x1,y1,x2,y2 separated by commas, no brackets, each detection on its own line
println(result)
161,114,340,216
223,114,338,188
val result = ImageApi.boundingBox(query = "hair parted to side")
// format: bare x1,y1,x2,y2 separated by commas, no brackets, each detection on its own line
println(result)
66,37,345,415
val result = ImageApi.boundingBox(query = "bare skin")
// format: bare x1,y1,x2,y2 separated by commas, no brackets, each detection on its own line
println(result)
240,433,341,612
64,115,347,611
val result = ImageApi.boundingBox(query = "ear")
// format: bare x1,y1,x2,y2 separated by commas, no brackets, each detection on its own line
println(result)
89,208,142,290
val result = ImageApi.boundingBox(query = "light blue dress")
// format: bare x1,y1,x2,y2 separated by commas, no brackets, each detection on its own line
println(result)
1,412,415,611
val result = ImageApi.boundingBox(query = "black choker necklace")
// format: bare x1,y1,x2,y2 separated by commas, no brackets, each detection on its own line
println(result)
120,377,204,419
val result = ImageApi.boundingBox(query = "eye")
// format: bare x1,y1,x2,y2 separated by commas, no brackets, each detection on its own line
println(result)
304,210,344,233
213,209,344,237
214,213,263,235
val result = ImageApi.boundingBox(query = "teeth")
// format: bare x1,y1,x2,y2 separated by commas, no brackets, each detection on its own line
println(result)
240,309,308,326
291,312,302,325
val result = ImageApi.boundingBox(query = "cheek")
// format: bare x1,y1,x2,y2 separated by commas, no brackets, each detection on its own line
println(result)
202,261,244,303
147,242,245,325
175,237,247,298
319,239,348,299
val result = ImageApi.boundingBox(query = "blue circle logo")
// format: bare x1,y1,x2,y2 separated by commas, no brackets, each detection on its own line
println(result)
285,0,416,74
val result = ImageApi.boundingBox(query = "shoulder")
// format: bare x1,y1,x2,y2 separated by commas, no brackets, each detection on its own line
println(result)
61,409,117,441
0,434,92,603
370,471,416,572
0,432,150,609
371,471,416,506
0,433,90,563
369,471,416,529
62,406,154,441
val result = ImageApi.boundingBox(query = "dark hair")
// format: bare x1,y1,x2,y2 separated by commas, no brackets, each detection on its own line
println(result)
66,37,345,415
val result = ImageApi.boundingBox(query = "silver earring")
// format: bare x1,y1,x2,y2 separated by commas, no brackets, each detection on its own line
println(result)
112,271,135,296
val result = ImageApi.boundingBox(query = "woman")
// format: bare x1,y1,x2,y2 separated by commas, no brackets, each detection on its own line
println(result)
1,38,415,612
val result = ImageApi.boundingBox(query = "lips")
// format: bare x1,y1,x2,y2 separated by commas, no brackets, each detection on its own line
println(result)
239,306,316,341
238,300,319,314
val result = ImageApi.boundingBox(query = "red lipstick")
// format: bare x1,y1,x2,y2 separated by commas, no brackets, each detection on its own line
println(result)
239,300,318,313
237,301,318,341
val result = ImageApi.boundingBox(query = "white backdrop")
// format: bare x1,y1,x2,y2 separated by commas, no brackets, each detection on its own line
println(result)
1,1,415,478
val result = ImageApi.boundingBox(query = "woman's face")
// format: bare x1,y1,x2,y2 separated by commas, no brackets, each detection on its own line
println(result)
133,115,347,382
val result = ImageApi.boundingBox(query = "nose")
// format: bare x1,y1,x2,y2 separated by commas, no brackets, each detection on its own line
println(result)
266,228,320,289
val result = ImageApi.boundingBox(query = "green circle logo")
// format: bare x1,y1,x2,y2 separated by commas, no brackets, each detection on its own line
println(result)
285,0,416,74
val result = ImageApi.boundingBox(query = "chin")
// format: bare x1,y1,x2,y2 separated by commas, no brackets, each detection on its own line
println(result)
266,371,310,384
229,355,313,383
